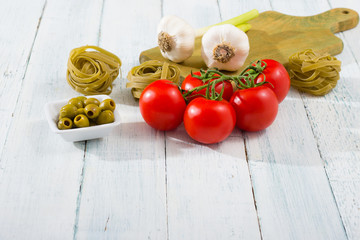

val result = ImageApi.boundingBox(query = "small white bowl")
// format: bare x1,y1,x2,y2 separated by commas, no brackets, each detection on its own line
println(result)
45,95,121,142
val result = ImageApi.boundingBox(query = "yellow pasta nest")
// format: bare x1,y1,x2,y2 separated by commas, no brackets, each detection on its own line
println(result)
288,49,341,96
67,45,121,95
126,60,180,99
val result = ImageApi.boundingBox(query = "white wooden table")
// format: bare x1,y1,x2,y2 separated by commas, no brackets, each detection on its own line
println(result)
1,0,359,239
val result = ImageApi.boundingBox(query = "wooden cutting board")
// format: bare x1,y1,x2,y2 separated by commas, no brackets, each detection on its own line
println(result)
139,8,359,79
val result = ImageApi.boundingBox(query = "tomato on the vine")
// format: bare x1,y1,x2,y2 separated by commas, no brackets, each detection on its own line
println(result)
139,79,186,131
230,86,278,132
184,98,236,144
181,71,233,101
253,59,290,103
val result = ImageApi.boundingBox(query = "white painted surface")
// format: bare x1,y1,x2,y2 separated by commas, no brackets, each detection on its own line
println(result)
74,1,168,239
0,0,46,156
0,0,103,239
0,0,359,240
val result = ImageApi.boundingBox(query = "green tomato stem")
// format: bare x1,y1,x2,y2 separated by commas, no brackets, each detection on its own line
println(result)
181,60,271,102
182,71,232,98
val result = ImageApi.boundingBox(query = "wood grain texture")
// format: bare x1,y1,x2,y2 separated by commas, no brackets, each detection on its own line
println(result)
74,0,168,239
0,0,359,239
217,0,349,239
300,17,360,240
161,1,261,239
0,0,45,158
166,129,261,240
0,0,104,239
139,7,358,79
249,0,358,239
330,0,360,64
301,56,360,239
245,94,347,239
273,0,360,239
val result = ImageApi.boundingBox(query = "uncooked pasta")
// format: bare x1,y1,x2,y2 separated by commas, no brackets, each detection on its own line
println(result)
126,60,180,98
67,45,121,95
288,49,341,96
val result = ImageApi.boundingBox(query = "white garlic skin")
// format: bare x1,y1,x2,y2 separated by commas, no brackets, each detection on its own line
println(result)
157,15,195,63
201,24,250,71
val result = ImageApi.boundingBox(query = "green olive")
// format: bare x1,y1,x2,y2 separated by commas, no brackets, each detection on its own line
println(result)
76,96,87,105
99,99,116,112
76,108,85,115
59,104,78,119
58,117,73,130
84,97,100,106
96,110,115,125
68,98,83,109
84,104,101,119
74,114,90,128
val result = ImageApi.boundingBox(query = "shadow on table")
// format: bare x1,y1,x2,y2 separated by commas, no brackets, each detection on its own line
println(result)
164,124,250,160
70,121,246,161
116,87,139,107
71,119,325,167
100,82,139,107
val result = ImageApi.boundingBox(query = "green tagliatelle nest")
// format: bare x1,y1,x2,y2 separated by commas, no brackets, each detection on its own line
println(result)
288,49,341,96
126,60,180,99
67,45,122,95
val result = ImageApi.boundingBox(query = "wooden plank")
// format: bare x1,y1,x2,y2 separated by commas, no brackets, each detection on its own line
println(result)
218,0,271,17
300,42,360,240
74,0,168,239
0,0,104,239
74,123,167,240
166,131,262,240
241,0,349,239
220,1,347,239
272,0,360,239
245,104,347,239
299,57,360,239
0,0,45,157
163,1,261,239
302,1,360,238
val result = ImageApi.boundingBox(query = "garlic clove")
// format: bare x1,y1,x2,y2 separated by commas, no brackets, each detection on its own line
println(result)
157,15,196,63
201,24,250,71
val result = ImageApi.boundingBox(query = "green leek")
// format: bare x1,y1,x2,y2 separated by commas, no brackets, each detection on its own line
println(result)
195,9,259,36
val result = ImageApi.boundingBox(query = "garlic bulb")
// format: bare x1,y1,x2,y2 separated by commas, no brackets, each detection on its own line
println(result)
201,24,250,71
157,15,196,63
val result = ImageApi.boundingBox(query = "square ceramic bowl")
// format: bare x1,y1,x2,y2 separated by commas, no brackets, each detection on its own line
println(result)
45,95,121,142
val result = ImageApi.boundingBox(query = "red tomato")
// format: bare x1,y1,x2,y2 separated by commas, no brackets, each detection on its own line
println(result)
184,98,236,144
140,79,186,131
230,86,278,132
181,72,233,101
254,59,290,103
